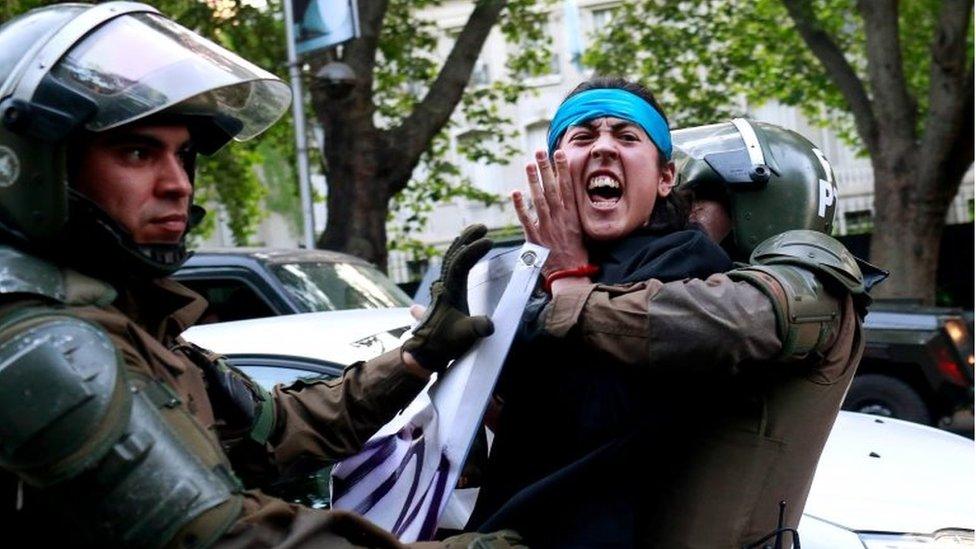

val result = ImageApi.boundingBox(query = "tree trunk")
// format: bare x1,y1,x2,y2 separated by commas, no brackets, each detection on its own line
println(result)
869,163,949,305
307,0,508,271
313,84,392,267
782,0,972,304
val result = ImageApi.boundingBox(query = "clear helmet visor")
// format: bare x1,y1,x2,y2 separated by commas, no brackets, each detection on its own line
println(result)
42,11,290,141
672,122,746,161
672,120,773,189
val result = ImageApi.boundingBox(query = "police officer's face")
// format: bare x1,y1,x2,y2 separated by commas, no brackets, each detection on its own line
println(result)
558,116,675,242
690,199,733,243
74,125,193,245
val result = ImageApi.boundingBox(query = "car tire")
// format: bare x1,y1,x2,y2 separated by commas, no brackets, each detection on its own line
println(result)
843,374,932,425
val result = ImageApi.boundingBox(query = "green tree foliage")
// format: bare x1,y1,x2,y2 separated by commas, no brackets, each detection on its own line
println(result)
308,0,555,268
582,1,859,132
372,0,545,257
5,1,554,257
584,0,973,302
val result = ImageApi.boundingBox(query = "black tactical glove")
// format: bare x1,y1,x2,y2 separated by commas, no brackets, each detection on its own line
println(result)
403,224,494,372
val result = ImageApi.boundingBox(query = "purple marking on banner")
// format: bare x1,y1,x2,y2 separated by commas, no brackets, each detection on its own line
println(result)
392,453,448,538
333,424,428,516
417,454,451,539
335,425,419,492
384,435,426,527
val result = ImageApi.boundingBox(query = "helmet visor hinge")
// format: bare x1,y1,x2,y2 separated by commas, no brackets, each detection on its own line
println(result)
1,76,96,142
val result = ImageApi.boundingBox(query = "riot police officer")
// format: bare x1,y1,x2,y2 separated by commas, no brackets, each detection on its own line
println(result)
0,3,497,547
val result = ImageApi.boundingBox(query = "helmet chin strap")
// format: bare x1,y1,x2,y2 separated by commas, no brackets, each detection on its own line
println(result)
63,189,198,281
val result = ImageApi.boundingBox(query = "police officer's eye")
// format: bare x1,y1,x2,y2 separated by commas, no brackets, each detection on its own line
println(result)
121,147,151,162
178,146,195,163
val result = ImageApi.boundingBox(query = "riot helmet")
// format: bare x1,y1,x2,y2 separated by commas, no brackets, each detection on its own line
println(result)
0,2,290,277
672,119,838,258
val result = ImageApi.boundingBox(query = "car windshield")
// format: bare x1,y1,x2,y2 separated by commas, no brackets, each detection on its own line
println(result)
271,261,412,312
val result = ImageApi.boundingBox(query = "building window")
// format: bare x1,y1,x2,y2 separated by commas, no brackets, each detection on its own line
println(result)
446,28,492,88
592,7,617,28
470,57,491,87
513,21,561,82
547,50,561,76
525,120,550,153
844,209,874,234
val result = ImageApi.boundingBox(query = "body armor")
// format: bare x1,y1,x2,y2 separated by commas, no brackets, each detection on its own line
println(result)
0,245,242,548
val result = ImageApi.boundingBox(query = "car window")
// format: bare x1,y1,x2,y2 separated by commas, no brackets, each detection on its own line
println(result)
271,261,412,312
231,358,341,509
180,277,277,323
237,365,336,390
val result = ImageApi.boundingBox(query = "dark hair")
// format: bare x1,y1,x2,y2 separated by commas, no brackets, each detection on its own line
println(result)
561,76,689,233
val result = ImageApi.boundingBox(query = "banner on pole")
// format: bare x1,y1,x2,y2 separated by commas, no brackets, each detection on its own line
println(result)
292,0,361,55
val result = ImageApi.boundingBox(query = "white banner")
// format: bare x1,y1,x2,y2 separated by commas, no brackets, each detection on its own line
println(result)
331,244,548,541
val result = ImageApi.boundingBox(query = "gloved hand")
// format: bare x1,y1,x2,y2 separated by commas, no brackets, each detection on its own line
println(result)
403,224,494,372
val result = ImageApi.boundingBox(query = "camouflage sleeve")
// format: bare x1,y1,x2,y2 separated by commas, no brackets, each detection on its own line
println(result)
270,349,428,466
543,274,782,375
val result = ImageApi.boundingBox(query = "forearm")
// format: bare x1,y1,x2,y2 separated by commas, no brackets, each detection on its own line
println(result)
544,274,782,374
270,349,428,466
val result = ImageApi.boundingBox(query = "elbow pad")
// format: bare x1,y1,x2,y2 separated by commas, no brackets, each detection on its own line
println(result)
729,230,864,360
728,264,841,360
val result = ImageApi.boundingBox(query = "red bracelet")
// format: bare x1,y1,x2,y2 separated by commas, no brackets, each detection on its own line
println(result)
544,264,599,293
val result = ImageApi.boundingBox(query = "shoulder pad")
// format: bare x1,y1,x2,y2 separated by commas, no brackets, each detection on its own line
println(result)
0,245,66,302
728,264,842,360
750,230,865,295
0,311,240,546
0,245,116,306
0,311,129,485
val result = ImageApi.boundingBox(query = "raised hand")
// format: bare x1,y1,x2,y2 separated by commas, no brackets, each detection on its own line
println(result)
513,150,589,276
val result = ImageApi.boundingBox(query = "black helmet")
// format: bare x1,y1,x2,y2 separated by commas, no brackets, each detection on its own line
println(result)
673,119,838,258
0,2,290,278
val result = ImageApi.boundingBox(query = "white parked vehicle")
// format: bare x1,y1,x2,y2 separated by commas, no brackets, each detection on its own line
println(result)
185,310,976,547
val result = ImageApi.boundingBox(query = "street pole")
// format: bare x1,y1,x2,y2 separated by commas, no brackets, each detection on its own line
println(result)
283,0,316,250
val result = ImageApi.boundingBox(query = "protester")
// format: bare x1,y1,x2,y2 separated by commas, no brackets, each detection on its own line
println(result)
0,4,514,547
468,77,872,548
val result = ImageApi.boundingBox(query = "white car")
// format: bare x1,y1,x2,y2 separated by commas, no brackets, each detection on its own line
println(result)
184,310,976,547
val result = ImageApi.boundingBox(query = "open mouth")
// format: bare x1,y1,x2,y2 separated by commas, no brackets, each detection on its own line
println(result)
587,174,622,207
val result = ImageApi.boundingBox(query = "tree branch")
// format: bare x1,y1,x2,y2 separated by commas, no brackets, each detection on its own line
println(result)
936,65,973,206
781,0,879,154
385,0,507,190
856,0,917,141
919,0,973,176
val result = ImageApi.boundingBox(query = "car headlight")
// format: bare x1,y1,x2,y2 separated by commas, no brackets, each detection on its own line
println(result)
942,318,974,361
944,319,969,348
860,529,975,548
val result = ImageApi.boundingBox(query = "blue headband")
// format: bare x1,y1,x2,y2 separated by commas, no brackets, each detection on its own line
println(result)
547,88,672,160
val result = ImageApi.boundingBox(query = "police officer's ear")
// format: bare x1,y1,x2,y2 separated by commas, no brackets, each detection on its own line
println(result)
189,205,207,230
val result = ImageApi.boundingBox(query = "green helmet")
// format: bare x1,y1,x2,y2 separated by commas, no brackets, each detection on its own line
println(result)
0,2,290,277
672,119,838,258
